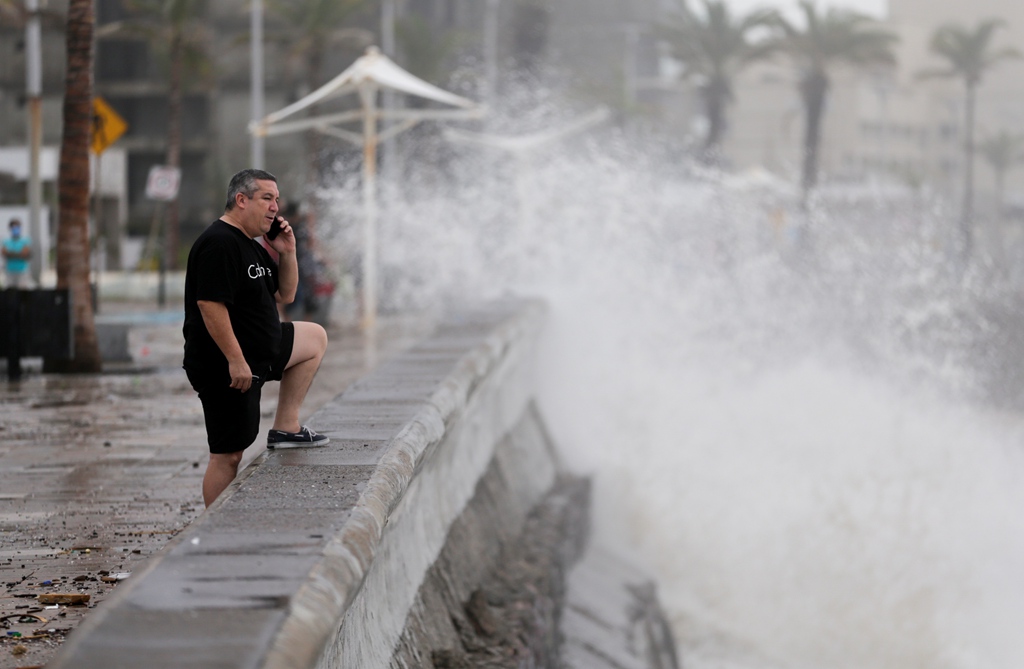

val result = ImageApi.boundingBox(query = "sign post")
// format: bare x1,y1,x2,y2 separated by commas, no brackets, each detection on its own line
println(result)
91,97,128,279
26,0,43,285
144,166,181,307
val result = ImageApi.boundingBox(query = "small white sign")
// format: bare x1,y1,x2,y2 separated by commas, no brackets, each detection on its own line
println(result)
145,165,181,202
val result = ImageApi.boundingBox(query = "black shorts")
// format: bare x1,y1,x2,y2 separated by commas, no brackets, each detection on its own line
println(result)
189,323,295,454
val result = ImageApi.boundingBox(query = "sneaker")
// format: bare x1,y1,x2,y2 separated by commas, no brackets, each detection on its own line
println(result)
266,426,330,449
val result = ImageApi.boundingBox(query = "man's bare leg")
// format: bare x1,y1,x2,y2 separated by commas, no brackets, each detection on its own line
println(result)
273,321,328,434
203,450,245,507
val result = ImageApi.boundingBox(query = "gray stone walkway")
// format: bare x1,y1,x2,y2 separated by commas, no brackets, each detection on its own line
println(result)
0,306,430,669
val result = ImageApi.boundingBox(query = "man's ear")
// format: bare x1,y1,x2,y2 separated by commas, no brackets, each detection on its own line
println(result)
235,192,248,209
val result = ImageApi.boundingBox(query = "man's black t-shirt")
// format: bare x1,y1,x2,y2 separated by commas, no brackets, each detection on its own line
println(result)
183,220,281,384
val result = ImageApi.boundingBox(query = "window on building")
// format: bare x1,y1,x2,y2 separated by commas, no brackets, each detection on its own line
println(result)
97,40,150,82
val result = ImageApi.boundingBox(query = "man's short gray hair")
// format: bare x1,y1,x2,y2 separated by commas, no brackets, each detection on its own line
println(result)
224,169,277,211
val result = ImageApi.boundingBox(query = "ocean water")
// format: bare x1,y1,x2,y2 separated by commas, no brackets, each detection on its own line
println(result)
319,118,1024,669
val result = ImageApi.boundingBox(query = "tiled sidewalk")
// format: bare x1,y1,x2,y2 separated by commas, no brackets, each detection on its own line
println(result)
0,310,429,669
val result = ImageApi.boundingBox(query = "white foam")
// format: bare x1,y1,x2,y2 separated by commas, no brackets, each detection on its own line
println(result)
318,107,1024,668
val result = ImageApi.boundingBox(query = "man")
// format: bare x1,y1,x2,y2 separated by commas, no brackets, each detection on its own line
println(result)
2,218,32,288
183,169,329,507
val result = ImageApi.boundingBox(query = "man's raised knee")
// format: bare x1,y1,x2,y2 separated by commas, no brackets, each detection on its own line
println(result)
301,321,328,359
312,322,327,353
283,321,328,373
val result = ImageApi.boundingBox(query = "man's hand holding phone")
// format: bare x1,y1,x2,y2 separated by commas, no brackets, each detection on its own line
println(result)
265,214,296,254
266,215,284,240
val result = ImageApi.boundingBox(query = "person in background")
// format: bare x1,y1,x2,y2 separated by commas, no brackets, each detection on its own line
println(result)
273,204,336,326
2,218,32,289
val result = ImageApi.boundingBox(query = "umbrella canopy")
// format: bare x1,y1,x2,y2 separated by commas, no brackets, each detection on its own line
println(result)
248,47,483,332
250,46,481,140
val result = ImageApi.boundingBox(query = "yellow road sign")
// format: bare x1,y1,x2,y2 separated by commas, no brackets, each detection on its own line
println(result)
92,96,128,154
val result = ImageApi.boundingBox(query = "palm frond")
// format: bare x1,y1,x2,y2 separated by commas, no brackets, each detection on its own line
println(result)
925,19,1020,84
660,0,778,79
774,1,897,69
267,0,371,72
106,0,214,86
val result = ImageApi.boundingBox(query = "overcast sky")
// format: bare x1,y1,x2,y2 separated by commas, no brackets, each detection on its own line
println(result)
723,0,888,19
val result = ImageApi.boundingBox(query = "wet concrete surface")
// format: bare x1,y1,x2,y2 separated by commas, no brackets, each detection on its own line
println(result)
0,303,430,669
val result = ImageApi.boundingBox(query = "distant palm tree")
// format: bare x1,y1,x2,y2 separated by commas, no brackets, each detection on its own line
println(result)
659,0,778,160
110,0,212,270
774,1,897,198
267,0,372,196
977,131,1024,218
48,0,101,373
919,19,1022,261
269,0,371,92
511,0,550,75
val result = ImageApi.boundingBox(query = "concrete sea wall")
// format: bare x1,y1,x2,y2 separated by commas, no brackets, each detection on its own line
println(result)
48,299,677,669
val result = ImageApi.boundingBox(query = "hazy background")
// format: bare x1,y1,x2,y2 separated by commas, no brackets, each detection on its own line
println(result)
728,0,887,17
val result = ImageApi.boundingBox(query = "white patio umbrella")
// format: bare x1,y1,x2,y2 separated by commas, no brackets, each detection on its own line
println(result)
250,46,484,329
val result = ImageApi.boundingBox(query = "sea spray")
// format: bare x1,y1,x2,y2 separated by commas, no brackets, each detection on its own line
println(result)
318,115,1024,668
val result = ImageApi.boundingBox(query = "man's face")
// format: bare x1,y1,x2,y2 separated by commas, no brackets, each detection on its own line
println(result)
10,225,21,239
244,180,280,237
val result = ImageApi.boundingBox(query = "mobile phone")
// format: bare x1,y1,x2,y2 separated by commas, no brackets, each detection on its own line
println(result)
266,216,283,240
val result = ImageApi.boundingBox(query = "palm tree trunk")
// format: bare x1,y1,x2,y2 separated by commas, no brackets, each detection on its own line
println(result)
960,82,976,262
800,69,829,201
48,0,101,373
995,169,1006,220
702,77,729,163
164,30,184,271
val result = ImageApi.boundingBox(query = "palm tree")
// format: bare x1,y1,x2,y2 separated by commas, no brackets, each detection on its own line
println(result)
919,19,1021,261
774,1,897,198
48,0,101,373
114,0,211,271
267,0,372,202
659,0,778,160
977,130,1024,219
269,0,371,93
510,0,550,75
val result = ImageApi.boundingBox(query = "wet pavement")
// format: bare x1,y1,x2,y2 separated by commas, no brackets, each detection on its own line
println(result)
0,303,430,669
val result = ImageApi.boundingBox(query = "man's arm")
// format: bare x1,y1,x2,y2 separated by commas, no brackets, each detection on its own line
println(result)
197,300,254,392
2,242,31,259
266,216,298,305
274,249,298,305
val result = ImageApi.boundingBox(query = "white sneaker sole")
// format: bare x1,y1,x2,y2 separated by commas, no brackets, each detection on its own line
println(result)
267,437,330,450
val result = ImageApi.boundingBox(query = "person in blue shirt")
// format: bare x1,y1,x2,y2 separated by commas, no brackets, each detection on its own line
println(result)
2,218,32,289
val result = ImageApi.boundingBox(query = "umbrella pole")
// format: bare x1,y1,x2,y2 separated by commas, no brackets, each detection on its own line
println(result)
360,83,379,332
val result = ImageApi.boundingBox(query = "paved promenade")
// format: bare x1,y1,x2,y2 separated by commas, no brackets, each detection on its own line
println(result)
0,304,429,669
